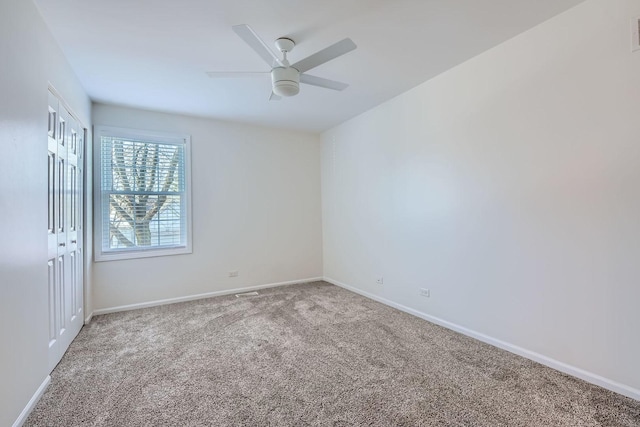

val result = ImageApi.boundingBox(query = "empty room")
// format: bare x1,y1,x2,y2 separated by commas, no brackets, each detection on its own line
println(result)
2,0,640,425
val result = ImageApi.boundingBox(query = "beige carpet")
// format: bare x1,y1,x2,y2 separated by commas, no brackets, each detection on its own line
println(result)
26,281,640,426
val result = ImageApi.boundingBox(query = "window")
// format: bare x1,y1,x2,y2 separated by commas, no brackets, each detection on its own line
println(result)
94,126,192,261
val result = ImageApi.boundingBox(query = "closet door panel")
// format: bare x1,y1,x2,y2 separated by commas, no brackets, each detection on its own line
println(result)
47,92,85,371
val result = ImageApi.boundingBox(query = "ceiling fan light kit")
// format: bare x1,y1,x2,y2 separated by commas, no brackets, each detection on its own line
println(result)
208,24,357,100
272,67,300,97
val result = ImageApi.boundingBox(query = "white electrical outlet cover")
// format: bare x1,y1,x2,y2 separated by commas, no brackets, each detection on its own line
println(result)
632,17,640,52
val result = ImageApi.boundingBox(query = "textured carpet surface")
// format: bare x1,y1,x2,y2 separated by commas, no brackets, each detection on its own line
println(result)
27,282,640,426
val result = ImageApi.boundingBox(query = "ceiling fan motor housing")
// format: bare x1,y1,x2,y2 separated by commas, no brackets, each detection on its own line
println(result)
272,67,300,97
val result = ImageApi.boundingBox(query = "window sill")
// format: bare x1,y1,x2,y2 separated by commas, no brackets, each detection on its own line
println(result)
95,245,192,262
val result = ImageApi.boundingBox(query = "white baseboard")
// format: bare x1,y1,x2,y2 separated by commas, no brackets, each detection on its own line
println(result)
12,375,50,427
93,277,323,316
323,277,640,401
84,312,94,324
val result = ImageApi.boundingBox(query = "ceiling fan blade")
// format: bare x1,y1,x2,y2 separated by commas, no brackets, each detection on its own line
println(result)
269,91,282,101
232,24,282,67
291,38,356,74
206,71,269,78
300,74,349,91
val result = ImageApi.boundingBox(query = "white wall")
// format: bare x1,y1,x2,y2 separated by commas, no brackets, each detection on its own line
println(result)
322,0,640,397
0,1,91,425
92,104,322,310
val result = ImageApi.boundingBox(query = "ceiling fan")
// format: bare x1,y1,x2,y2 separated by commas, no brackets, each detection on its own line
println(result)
207,25,357,100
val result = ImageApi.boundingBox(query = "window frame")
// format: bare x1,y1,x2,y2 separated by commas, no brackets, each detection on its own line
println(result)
93,125,193,262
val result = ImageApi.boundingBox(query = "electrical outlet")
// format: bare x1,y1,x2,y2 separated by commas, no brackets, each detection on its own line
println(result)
376,277,384,285
420,288,430,297
633,17,640,52
228,271,239,277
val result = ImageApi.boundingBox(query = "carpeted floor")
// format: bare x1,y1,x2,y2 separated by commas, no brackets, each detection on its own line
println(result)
26,281,640,426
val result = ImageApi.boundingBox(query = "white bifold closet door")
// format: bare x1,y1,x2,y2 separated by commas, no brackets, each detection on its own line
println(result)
47,90,84,372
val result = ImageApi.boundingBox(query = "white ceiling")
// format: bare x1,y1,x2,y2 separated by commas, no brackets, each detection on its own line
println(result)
34,0,586,133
